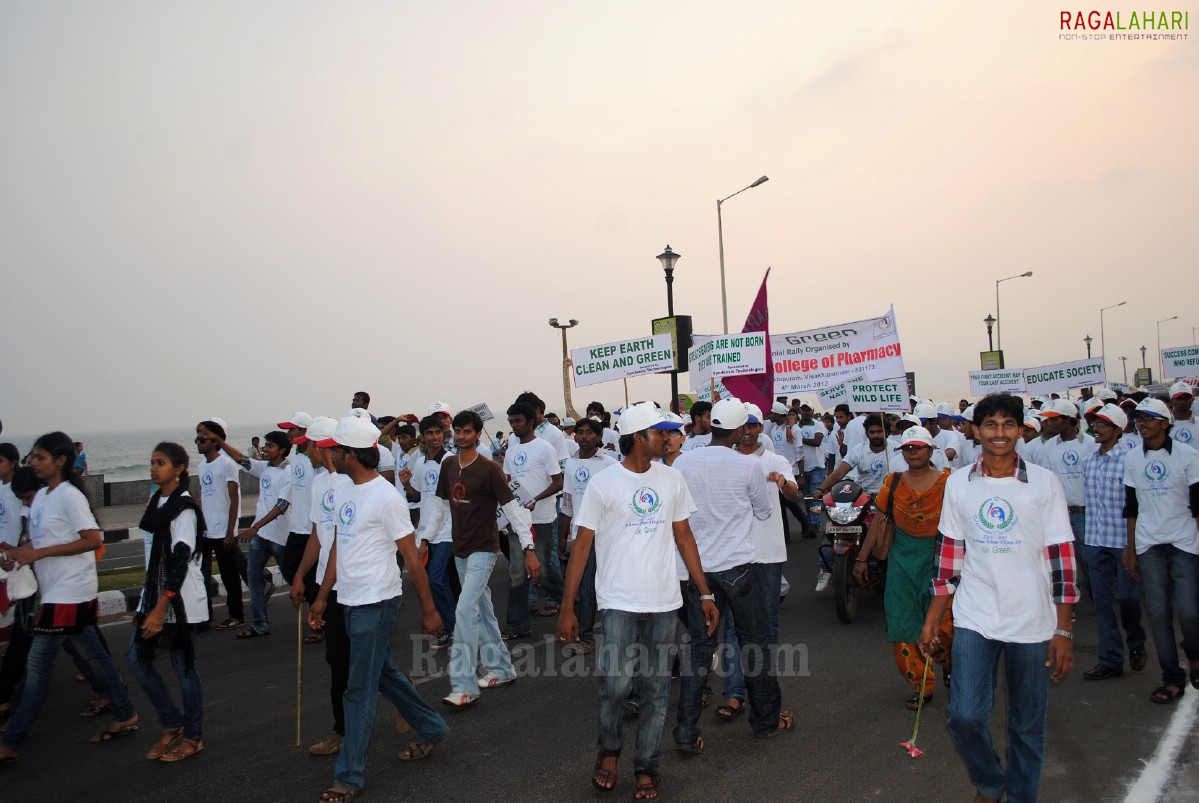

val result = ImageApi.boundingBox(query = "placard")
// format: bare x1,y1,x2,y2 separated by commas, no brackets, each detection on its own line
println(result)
772,309,905,394
572,334,675,388
817,380,853,410
847,377,911,413
467,402,495,422
1023,358,1106,395
1161,345,1199,378
696,378,728,403
688,332,768,388
969,370,1027,396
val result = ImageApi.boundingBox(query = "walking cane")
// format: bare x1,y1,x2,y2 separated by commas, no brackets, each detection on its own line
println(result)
296,605,303,748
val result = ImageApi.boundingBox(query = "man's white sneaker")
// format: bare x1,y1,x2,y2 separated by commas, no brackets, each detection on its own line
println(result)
815,570,832,593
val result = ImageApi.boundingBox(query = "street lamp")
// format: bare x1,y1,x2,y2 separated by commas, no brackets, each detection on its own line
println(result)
716,175,769,334
1119,355,1128,385
1084,335,1093,358
1157,315,1178,380
1099,301,1126,377
983,314,996,352
656,245,682,413
548,318,581,419
994,271,1033,352
1140,345,1148,369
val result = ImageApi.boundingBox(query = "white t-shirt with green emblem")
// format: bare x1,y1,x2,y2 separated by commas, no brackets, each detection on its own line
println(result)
1124,440,1199,554
333,476,413,607
561,451,619,540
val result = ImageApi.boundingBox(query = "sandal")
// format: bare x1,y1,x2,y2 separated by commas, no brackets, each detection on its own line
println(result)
1150,684,1185,704
305,631,326,644
906,692,933,711
90,719,140,743
539,603,560,617
146,726,184,760
715,698,745,721
215,617,245,631
566,639,595,655
591,749,619,792
675,736,704,754
499,629,529,641
79,699,112,718
236,629,268,640
320,784,359,802
755,710,795,739
633,770,660,800
398,741,435,761
159,737,203,763
624,701,640,720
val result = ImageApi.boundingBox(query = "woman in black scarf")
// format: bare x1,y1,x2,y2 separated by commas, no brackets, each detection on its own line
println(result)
126,442,209,762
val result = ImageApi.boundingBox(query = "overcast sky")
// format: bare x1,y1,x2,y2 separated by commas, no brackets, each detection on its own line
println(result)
2,1,1195,437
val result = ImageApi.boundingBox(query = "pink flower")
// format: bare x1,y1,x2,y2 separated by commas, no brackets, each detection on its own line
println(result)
899,741,923,759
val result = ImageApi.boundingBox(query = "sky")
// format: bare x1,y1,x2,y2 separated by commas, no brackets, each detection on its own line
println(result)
2,1,1196,437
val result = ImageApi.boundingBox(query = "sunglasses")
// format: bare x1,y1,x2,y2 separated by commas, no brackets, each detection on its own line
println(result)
194,436,210,443
899,444,930,452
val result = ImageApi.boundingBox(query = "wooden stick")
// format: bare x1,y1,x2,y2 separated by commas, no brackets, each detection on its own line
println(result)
623,378,630,408
296,605,303,748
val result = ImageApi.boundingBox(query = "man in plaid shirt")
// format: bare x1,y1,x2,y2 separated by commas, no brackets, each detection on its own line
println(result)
918,393,1078,803
1080,403,1147,680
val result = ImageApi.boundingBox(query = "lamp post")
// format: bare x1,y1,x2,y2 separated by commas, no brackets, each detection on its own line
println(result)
1084,335,1093,358
716,175,769,334
983,314,996,352
1119,356,1128,384
1140,346,1147,368
548,318,581,420
657,245,682,413
994,271,1033,352
1099,301,1126,377
1157,315,1178,380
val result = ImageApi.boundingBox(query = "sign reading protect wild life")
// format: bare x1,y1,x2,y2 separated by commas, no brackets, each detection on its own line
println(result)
1022,357,1106,395
969,370,1027,396
687,332,768,389
847,377,911,414
1161,345,1199,377
571,334,675,388
771,309,905,395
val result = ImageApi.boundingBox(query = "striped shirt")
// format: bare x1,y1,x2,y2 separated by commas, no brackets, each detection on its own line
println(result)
1082,446,1128,549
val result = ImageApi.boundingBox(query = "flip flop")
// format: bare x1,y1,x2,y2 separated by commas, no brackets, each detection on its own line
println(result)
755,710,796,739
236,629,268,640
320,784,359,802
90,723,140,743
215,618,244,631
715,699,745,721
304,631,325,644
398,741,435,761
79,700,112,718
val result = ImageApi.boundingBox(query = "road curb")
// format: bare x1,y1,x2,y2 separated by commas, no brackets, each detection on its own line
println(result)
96,565,286,617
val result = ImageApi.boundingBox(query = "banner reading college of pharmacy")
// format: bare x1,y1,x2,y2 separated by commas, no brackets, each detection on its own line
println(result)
1022,358,1106,395
772,309,904,395
571,334,675,388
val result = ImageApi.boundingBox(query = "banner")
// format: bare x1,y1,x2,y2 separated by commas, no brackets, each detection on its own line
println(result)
817,380,854,410
1023,358,1106,395
772,309,904,394
688,332,768,388
1162,345,1199,377
696,378,728,403
969,370,1027,396
467,402,495,422
722,269,774,412
847,377,911,413
572,334,674,388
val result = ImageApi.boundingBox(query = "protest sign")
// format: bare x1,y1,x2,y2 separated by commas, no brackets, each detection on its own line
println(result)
467,402,495,422
772,309,904,394
817,380,853,410
1161,345,1199,378
572,334,674,388
1023,358,1106,395
848,377,911,413
696,378,728,403
688,332,768,388
969,370,1026,396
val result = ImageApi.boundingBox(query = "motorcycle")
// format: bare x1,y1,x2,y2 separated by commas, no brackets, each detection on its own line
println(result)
813,479,885,623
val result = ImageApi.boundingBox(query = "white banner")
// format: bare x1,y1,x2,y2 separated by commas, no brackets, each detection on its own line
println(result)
772,309,904,394
1023,358,1106,395
572,334,674,388
848,377,911,413
688,332,768,389
696,378,728,403
467,402,495,422
817,380,852,410
1162,345,1199,378
969,370,1027,396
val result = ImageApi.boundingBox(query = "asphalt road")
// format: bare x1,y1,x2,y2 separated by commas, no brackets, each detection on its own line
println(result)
3,531,1198,802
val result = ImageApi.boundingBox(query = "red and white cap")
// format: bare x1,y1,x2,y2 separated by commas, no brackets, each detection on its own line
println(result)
899,426,935,448
305,416,338,446
1038,399,1078,419
428,401,452,416
1092,404,1128,431
278,411,313,430
317,414,381,449
1170,382,1194,399
1081,398,1104,419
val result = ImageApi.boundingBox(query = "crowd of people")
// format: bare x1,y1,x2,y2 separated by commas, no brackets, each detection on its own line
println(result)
0,380,1197,802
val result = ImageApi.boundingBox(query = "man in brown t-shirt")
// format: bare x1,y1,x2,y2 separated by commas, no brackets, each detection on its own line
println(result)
430,410,540,706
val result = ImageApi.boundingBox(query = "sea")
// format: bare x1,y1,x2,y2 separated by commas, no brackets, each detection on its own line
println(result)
4,423,274,482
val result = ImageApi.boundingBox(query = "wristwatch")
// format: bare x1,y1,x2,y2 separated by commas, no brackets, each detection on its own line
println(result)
523,545,536,553
1053,628,1073,640
699,594,715,602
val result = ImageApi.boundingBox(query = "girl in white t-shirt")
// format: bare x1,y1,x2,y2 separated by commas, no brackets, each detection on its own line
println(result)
0,432,139,762
128,441,208,763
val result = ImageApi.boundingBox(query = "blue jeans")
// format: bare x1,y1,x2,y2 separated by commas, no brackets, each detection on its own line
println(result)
947,627,1050,803
426,542,457,636
576,547,598,641
1068,510,1089,598
1136,544,1199,686
674,565,781,743
1,625,137,751
804,468,826,529
596,609,678,774
451,552,516,698
124,627,203,739
506,523,565,633
335,595,449,791
721,562,783,702
248,536,286,635
1085,545,1145,669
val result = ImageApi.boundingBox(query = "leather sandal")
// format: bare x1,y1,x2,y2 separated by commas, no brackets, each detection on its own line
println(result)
146,726,184,760
592,749,619,792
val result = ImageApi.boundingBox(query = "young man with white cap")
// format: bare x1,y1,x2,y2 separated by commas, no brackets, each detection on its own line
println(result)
308,414,448,802
797,403,825,528
1169,382,1198,448
766,402,806,542
194,417,246,630
278,412,316,603
927,403,963,466
1121,397,1199,704
407,415,456,650
1036,399,1097,590
1080,404,1146,680
556,401,717,798
682,401,713,452
673,398,793,749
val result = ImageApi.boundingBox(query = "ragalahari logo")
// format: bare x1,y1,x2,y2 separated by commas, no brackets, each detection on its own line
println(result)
1060,9,1190,41
630,487,662,517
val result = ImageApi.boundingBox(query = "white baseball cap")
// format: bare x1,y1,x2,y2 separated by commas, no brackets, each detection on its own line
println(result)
1170,382,1194,399
961,405,975,422
745,403,764,425
1081,398,1103,418
1024,416,1042,433
1092,404,1128,431
1039,399,1078,419
711,398,749,429
562,417,576,427
428,401,452,415
897,413,921,427
770,402,789,415
616,401,684,435
207,416,229,436
1134,398,1173,421
935,402,956,418
899,426,935,448
278,411,313,430
305,416,338,446
1095,388,1118,401
913,402,937,421
317,414,381,449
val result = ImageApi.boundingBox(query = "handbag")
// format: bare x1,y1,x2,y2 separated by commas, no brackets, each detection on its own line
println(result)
870,472,901,560
5,563,39,601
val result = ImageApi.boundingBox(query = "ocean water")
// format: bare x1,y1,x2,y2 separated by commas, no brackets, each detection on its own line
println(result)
4,423,275,482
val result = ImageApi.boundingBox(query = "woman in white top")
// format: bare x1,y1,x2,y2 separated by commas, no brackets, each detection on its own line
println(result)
0,432,139,762
126,441,209,763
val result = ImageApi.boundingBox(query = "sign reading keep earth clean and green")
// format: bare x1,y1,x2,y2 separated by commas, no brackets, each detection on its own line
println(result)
571,334,675,388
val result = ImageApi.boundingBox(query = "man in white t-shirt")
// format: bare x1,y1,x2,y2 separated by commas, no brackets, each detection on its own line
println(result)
673,398,792,748
309,414,448,802
557,401,717,796
278,412,316,596
767,403,807,543
1036,399,1097,595
798,403,825,534
823,412,841,472
918,394,1077,803
408,416,456,650
1121,397,1199,704
503,401,564,638
681,401,713,452
1169,382,1199,448
195,418,246,629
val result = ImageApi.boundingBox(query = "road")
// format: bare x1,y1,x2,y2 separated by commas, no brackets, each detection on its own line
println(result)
2,530,1197,802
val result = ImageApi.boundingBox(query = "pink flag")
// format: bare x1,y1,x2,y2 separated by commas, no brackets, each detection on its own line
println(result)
721,268,774,411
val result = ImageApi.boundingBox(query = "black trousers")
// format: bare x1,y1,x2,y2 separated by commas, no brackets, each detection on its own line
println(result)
201,536,248,622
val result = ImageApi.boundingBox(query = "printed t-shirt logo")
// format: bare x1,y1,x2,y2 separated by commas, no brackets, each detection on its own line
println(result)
630,487,662,517
338,501,357,527
294,464,306,482
31,506,44,528
0,500,5,519
512,451,528,469
1144,460,1169,483
869,458,886,474
261,475,271,490
321,489,335,515
574,466,591,484
1178,429,1194,444
424,469,438,490
1061,450,1079,468
978,497,1015,531
201,472,214,487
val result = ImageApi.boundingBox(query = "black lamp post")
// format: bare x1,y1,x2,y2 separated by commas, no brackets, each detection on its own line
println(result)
983,314,996,352
1084,335,1093,358
656,245,681,413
